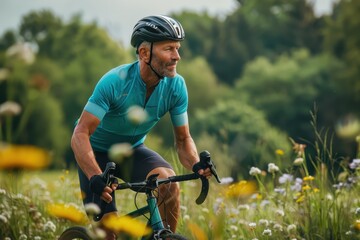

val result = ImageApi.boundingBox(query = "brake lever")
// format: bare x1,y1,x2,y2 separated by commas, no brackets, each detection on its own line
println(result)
200,151,221,183
100,162,116,185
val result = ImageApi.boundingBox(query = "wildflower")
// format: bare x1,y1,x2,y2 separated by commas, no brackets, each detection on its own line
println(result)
6,42,36,64
291,178,303,192
249,167,262,176
274,223,283,231
349,159,360,169
248,222,256,229
259,219,269,227
225,181,257,198
84,203,101,216
296,195,305,203
43,221,56,232
0,101,22,116
238,204,250,211
279,173,294,184
262,228,272,236
293,157,304,166
287,224,297,232
202,208,209,214
108,142,133,163
268,163,279,173
275,149,285,156
355,208,360,216
303,176,314,181
354,219,360,231
290,138,306,156
187,222,207,240
302,185,311,191
220,177,234,184
87,228,107,240
102,214,151,237
0,214,8,224
183,215,190,221
313,188,320,193
127,105,148,125
0,145,50,170
230,225,238,232
47,203,88,224
19,235,27,240
276,209,285,217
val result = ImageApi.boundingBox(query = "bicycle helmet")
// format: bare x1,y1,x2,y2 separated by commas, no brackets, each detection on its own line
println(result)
130,15,185,48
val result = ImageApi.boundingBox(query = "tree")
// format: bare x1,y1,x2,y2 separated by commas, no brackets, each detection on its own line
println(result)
193,100,291,178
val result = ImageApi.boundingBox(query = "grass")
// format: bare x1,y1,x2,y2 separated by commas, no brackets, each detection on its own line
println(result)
0,141,360,239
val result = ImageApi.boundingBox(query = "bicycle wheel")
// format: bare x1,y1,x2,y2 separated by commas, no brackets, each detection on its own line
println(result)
58,226,91,240
158,233,188,240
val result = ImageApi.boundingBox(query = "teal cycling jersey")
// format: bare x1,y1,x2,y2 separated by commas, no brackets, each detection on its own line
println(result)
84,61,189,152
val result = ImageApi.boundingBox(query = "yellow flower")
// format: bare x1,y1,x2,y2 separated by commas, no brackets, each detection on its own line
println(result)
303,175,315,181
275,149,285,156
354,219,360,231
102,214,151,237
302,185,311,191
313,188,320,193
296,195,305,203
188,222,208,240
47,203,88,224
0,144,50,170
224,180,257,198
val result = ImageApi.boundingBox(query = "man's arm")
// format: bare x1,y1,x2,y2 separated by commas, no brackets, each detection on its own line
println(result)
173,124,199,171
71,110,114,203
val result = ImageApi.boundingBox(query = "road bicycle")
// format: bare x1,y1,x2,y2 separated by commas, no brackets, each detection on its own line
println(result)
59,150,221,240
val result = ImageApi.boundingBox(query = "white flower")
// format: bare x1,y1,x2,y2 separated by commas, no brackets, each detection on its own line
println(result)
230,225,238,231
0,101,22,116
249,167,262,176
293,157,304,166
276,209,285,217
84,203,101,215
19,235,28,240
274,223,283,231
238,204,250,211
279,173,294,184
287,224,297,232
183,214,190,221
349,159,360,169
220,177,234,184
127,105,148,124
259,219,269,227
43,221,56,232
0,214,8,224
355,207,360,216
248,222,257,229
268,163,279,173
108,142,133,163
262,229,272,236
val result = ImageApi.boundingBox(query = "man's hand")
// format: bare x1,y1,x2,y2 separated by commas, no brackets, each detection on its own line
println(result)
89,175,117,203
192,161,212,179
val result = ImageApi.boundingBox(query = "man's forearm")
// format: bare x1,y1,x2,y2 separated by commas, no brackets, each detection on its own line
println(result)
176,136,199,171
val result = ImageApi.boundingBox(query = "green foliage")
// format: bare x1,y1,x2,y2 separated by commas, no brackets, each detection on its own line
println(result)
193,100,291,178
323,0,360,104
235,49,346,146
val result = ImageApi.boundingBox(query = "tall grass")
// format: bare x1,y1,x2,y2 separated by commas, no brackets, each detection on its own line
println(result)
0,133,359,239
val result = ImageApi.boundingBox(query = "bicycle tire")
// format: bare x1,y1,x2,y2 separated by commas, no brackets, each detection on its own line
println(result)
58,226,91,240
158,233,188,240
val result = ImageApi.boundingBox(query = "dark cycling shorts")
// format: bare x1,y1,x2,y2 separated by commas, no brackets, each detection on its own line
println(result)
77,143,173,218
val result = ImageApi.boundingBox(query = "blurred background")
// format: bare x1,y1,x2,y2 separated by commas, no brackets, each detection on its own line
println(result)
1,0,359,179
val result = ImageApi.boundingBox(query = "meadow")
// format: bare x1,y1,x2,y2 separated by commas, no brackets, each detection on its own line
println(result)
0,139,359,240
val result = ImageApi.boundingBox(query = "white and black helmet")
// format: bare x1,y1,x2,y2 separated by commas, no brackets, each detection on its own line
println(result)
130,15,185,48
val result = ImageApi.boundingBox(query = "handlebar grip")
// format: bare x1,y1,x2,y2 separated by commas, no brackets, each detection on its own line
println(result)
196,176,209,205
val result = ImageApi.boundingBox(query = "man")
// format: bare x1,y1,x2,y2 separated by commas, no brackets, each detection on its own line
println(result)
71,15,211,238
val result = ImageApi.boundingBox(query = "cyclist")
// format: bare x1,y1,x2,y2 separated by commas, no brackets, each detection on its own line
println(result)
71,15,212,239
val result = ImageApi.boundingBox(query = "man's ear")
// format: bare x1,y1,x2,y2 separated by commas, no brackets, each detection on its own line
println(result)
138,46,150,62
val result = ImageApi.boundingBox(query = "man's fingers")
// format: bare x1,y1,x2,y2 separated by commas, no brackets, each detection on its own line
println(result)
101,186,113,203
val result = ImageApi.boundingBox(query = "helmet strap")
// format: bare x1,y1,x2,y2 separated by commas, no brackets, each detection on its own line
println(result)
146,43,164,80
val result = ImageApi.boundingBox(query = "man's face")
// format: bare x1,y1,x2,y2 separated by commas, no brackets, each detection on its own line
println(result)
151,40,181,78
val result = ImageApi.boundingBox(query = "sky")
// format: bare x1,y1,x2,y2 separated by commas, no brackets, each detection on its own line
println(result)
0,0,336,46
